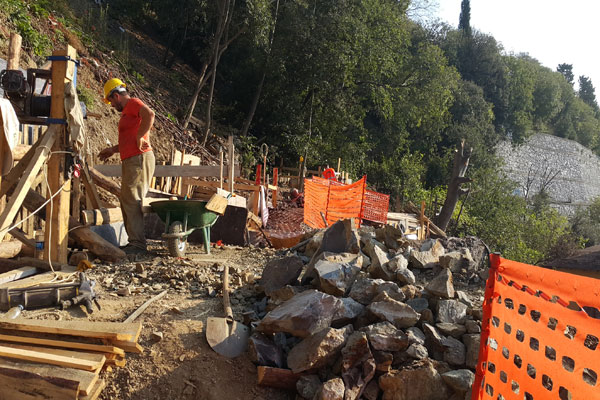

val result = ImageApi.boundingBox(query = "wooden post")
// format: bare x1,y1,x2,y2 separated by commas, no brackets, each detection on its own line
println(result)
227,135,234,195
337,157,341,174
7,33,22,70
219,149,224,189
45,45,77,263
273,167,278,208
419,201,426,241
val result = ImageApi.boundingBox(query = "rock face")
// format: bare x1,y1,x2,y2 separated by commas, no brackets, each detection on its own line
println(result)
287,326,352,373
259,256,304,296
257,290,343,337
379,360,452,400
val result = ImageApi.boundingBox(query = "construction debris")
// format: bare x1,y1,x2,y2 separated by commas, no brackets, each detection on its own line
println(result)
249,219,487,400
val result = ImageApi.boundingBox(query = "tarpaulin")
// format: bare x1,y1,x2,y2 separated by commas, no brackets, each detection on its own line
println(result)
304,176,365,229
473,254,600,400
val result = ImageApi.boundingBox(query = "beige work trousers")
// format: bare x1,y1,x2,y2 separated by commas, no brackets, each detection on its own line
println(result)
120,151,155,249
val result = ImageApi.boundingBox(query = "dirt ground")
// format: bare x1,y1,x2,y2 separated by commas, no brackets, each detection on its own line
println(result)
21,242,295,400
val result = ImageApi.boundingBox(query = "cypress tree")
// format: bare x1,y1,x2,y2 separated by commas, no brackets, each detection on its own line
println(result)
459,0,472,37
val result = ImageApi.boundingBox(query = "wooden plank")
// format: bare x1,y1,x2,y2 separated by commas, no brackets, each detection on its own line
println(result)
108,340,143,354
0,334,125,356
0,127,57,242
0,357,97,396
0,363,80,399
1,343,106,371
80,165,103,209
183,177,260,192
123,289,168,323
46,46,76,264
0,344,103,371
94,164,240,178
0,266,39,285
80,378,106,400
0,271,61,289
0,319,141,342
0,134,43,199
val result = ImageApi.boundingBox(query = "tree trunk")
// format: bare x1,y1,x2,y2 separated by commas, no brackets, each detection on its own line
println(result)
435,140,472,232
182,62,210,131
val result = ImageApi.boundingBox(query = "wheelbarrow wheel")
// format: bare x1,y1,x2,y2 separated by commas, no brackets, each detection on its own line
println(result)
167,221,187,257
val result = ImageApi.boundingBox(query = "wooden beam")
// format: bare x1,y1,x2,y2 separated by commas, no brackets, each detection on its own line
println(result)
108,340,143,354
94,164,241,178
0,127,57,242
46,46,77,263
0,319,141,342
81,378,106,400
0,333,124,356
0,357,98,396
182,177,260,192
0,344,104,371
0,135,43,199
8,227,36,249
80,165,103,209
0,363,80,399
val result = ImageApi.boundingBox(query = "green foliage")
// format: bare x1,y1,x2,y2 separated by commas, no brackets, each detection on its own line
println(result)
578,75,599,112
1,0,52,56
458,0,471,37
77,86,95,110
557,63,574,85
571,197,600,247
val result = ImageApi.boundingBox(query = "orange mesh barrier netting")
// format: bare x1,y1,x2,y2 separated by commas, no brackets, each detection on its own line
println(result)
303,176,366,229
473,254,600,400
362,189,389,224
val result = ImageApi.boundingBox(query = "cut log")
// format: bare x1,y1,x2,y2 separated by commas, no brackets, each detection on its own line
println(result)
0,357,98,396
257,366,303,390
0,240,22,258
88,167,121,197
0,319,142,342
0,363,80,399
80,207,123,225
22,189,126,262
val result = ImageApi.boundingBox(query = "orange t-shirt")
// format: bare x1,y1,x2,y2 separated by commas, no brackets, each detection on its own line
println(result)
118,98,152,161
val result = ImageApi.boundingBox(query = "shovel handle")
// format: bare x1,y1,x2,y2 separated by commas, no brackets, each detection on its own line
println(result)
222,264,234,320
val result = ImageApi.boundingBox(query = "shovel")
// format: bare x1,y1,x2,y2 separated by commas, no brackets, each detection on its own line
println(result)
206,264,250,358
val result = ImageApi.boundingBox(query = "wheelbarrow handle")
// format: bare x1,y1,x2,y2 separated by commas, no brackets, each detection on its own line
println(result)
222,264,234,320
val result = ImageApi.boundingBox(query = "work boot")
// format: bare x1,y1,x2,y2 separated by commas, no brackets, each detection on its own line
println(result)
122,244,147,255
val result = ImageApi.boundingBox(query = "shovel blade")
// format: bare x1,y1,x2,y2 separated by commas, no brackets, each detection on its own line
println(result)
206,317,250,358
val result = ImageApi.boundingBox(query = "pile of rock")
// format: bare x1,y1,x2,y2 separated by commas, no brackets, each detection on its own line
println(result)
248,219,487,400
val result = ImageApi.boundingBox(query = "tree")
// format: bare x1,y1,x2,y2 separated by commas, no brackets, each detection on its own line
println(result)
578,75,599,112
557,63,574,85
458,0,471,37
436,140,472,231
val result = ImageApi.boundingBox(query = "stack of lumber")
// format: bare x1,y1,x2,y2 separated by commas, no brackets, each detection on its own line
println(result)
0,318,142,399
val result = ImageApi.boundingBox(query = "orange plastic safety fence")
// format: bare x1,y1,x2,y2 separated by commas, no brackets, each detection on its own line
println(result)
303,178,330,229
362,189,389,224
473,254,600,400
303,176,366,229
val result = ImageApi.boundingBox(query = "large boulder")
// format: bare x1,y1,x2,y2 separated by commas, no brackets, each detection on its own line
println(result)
259,256,304,296
315,377,345,400
247,332,284,368
462,333,481,369
303,251,363,285
441,336,466,366
367,293,420,329
379,359,452,400
257,290,343,337
348,274,390,305
341,331,376,400
314,260,360,297
287,325,353,373
332,297,366,327
441,369,475,394
375,225,404,250
436,300,468,324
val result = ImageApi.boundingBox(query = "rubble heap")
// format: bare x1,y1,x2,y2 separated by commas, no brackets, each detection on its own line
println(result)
247,219,488,400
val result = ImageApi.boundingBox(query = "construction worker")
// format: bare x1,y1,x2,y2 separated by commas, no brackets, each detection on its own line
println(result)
98,78,155,255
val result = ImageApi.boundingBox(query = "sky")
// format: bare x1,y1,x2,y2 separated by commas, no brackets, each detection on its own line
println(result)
429,0,600,90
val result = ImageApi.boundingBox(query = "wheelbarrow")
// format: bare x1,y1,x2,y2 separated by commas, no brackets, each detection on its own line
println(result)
150,200,219,257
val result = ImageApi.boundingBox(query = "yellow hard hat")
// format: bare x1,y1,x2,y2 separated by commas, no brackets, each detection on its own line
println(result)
103,78,126,104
